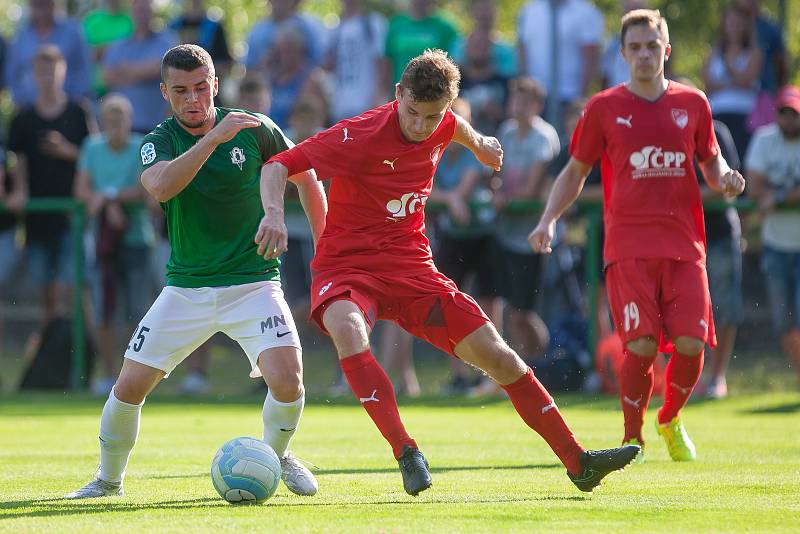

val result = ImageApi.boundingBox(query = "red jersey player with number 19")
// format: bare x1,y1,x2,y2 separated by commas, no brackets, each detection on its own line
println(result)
530,10,745,464
259,50,639,496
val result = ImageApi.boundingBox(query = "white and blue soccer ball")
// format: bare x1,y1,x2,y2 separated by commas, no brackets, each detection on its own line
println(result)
211,437,282,504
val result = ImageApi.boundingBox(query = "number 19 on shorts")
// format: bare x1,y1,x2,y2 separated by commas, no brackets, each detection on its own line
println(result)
623,302,640,332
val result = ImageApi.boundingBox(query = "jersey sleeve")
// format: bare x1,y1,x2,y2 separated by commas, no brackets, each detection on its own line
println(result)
251,112,293,161
294,124,364,180
140,129,174,170
570,98,605,166
694,94,719,162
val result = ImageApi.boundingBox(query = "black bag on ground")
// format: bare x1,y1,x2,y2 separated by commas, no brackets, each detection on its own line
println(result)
19,317,95,390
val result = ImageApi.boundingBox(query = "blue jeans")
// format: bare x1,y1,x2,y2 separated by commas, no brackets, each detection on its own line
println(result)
707,236,744,326
761,247,800,334
27,231,73,287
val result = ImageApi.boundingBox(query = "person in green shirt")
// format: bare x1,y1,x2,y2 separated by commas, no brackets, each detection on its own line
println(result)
82,0,134,95
66,44,327,500
381,0,460,96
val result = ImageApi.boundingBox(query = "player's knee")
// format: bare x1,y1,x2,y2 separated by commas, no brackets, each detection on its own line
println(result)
673,336,705,356
112,381,148,405
626,337,658,356
326,316,370,355
269,377,303,402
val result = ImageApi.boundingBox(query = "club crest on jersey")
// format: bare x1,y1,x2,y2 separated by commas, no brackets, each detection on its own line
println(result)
140,142,156,165
430,144,443,165
230,147,246,170
671,108,689,129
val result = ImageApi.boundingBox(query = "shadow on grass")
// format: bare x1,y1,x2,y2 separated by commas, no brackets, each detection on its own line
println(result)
0,493,588,519
0,391,620,415
743,401,800,414
147,463,561,480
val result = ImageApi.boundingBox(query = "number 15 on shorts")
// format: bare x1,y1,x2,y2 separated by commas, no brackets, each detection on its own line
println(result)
128,325,151,352
623,302,640,332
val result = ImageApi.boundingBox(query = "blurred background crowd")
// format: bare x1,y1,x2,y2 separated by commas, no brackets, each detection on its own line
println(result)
0,0,798,400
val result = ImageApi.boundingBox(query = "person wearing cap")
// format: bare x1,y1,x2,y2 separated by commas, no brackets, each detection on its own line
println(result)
745,85,800,384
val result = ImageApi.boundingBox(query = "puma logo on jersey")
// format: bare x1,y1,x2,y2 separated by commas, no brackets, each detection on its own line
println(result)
359,389,379,404
386,192,426,219
382,158,398,170
318,281,333,296
616,115,633,128
623,396,642,409
342,128,354,142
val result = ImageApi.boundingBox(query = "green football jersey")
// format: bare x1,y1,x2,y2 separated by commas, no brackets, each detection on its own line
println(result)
140,107,290,288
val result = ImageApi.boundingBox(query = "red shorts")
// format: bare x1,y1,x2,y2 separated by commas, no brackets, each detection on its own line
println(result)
605,259,716,352
309,268,491,355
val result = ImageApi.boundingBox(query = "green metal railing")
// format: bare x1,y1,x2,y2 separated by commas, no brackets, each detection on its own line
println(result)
0,196,769,390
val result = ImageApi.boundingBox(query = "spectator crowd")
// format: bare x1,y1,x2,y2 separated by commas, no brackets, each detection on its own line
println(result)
0,0,798,397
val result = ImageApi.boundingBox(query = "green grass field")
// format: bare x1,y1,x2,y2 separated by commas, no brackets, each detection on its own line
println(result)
1,391,798,533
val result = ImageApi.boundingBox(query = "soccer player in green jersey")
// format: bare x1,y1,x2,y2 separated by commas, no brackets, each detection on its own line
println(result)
66,44,327,499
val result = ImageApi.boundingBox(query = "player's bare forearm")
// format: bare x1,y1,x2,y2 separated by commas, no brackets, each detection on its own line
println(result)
453,114,503,171
260,162,289,217
291,169,327,247
528,158,590,254
540,158,590,225
699,153,745,197
140,135,219,202
255,162,290,260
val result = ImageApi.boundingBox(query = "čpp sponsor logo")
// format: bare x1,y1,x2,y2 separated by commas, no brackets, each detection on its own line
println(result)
386,192,427,219
629,146,687,178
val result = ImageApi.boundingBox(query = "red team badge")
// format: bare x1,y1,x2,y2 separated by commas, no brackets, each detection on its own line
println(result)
671,108,689,129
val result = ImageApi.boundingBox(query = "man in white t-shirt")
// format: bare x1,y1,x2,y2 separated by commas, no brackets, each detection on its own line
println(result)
517,0,603,108
746,85,800,383
324,0,387,122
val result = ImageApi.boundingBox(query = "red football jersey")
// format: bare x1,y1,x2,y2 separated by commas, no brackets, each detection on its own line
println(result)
571,81,719,264
294,100,457,275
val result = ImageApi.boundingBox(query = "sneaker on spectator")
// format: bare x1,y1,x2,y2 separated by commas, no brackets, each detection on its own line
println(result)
179,372,209,395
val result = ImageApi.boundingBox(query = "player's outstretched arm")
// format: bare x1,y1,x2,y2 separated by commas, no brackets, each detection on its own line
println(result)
255,161,290,260
528,157,592,254
141,112,262,202
452,113,502,171
289,169,327,248
698,153,746,198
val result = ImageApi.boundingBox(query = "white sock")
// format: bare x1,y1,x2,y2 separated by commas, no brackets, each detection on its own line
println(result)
262,389,304,458
98,388,143,484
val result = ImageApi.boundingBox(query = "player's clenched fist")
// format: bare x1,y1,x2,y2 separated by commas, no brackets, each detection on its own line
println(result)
476,136,503,171
719,169,745,197
254,214,288,260
209,112,262,145
528,220,555,254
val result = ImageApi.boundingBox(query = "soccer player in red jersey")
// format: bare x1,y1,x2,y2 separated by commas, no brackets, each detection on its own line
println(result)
530,10,746,463
256,49,639,496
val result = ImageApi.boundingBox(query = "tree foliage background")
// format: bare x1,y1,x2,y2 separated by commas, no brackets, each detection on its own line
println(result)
0,0,796,88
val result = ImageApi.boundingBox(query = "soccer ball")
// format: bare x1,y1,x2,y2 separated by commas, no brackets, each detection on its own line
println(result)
211,437,282,504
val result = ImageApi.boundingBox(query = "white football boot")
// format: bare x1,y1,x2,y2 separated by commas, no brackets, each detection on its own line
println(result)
280,452,318,496
64,477,123,499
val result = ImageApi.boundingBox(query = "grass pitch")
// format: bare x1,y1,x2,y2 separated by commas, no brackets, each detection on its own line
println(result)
1,391,798,533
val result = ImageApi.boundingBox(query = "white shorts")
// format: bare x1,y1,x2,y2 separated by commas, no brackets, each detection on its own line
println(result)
124,281,301,378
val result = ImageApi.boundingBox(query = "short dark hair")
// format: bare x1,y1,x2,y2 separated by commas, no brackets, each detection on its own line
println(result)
621,9,669,47
399,49,460,102
509,76,547,104
161,44,215,82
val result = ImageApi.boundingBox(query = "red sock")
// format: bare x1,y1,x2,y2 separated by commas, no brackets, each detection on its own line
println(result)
501,368,585,474
619,349,656,443
658,351,704,424
340,350,417,459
